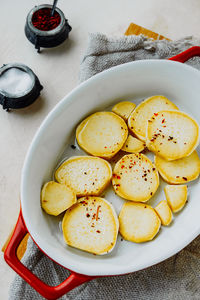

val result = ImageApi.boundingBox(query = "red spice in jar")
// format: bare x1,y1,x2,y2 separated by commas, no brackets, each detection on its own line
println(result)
32,8,61,31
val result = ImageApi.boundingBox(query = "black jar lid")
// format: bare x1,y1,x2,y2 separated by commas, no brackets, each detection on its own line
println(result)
25,4,72,52
0,63,43,111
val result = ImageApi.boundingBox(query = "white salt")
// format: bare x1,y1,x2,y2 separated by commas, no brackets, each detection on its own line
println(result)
0,67,33,96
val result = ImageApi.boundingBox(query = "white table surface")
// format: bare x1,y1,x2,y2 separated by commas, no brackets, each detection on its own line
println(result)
1,0,200,298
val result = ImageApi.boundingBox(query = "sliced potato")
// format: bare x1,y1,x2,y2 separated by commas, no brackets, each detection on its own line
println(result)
112,101,136,121
155,151,200,184
121,135,145,153
112,153,159,202
76,112,128,159
41,181,76,216
119,202,161,243
147,110,199,161
62,196,119,255
164,185,187,213
154,200,172,226
128,95,178,141
55,156,112,197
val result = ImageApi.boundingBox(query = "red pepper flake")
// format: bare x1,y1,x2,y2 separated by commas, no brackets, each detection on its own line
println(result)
80,201,88,205
86,213,90,218
150,192,153,196
121,165,125,169
32,8,61,31
117,175,121,179
168,136,173,141
162,119,165,123
182,177,187,181
176,176,180,178
96,205,101,221
116,184,120,187
154,113,158,116
96,230,101,233
104,146,107,148
163,125,166,127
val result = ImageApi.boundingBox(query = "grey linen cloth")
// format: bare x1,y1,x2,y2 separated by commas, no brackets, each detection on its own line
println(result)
9,33,200,300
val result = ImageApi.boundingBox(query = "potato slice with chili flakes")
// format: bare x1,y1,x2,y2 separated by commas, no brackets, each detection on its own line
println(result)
119,202,161,243
41,181,76,216
164,185,187,213
62,197,119,255
154,200,172,226
121,135,145,153
155,151,200,184
146,110,199,161
112,153,159,202
112,101,136,121
128,95,178,141
76,112,128,159
55,156,112,197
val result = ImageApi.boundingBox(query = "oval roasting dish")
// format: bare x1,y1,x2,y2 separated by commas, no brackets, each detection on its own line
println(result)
4,47,200,299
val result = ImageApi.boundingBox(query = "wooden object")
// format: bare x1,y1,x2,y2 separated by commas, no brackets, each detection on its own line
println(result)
2,22,169,260
125,22,169,40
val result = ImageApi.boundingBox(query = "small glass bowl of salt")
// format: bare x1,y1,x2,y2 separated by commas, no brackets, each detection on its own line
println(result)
0,63,43,111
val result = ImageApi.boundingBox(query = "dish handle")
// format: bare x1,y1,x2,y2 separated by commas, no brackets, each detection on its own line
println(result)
4,210,94,300
169,46,200,62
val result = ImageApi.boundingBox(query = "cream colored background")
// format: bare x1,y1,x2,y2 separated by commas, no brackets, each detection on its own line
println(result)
1,0,200,298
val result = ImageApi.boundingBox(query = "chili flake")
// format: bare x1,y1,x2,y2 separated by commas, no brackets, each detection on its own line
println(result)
32,8,61,31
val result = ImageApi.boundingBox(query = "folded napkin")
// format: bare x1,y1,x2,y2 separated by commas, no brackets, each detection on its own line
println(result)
9,34,200,300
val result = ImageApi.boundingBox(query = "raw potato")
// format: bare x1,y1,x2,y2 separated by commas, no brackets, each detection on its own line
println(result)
121,135,145,153
128,95,178,141
112,101,136,121
164,185,187,213
55,156,112,197
155,151,200,184
41,181,76,216
146,110,199,161
76,112,128,159
154,200,172,226
112,153,159,202
119,202,161,243
62,197,119,255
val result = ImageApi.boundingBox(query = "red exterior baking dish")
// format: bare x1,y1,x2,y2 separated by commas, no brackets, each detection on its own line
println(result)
4,47,200,299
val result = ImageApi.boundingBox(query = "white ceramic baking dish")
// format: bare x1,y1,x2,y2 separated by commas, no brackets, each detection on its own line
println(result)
4,47,200,299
